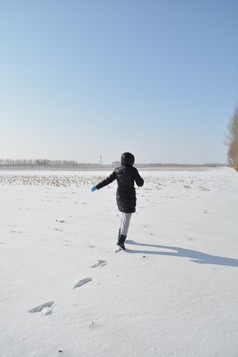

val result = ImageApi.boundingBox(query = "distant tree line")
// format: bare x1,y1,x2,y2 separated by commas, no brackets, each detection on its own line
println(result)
0,159,94,167
0,160,226,169
227,106,238,171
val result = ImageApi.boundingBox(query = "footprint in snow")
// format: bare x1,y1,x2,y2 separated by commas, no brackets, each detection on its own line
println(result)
90,260,107,268
73,277,92,289
28,301,54,315
89,320,99,329
88,244,96,248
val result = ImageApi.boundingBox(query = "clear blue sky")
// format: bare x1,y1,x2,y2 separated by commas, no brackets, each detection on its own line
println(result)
0,0,237,164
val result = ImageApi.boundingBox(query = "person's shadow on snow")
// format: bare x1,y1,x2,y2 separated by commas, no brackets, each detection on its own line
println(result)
126,240,238,268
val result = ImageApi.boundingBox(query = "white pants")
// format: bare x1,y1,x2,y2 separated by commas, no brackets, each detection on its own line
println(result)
120,213,132,236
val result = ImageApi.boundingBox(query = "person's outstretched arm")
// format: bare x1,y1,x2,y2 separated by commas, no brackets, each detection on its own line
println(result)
91,171,117,191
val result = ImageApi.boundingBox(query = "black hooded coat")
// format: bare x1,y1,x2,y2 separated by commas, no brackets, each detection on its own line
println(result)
96,153,144,213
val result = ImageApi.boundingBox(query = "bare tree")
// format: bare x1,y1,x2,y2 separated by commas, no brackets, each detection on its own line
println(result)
227,106,238,170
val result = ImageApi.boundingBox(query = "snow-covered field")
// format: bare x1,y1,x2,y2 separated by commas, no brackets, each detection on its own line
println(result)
0,167,238,357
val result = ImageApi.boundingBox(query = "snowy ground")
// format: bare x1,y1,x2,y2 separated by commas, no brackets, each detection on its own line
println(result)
0,167,238,357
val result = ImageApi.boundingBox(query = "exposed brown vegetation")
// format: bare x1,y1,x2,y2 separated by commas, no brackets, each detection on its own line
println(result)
227,107,238,171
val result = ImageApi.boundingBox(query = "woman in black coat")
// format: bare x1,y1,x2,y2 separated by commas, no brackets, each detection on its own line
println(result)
91,152,144,250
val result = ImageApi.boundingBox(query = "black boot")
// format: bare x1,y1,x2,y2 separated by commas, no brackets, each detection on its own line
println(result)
117,234,126,250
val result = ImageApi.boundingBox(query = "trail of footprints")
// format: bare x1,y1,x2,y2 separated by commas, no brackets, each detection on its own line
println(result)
28,259,107,315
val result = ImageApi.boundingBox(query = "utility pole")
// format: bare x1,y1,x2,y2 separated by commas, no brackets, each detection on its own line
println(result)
100,155,102,166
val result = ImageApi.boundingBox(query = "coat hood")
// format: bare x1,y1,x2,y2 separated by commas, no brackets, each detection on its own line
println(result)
121,152,135,166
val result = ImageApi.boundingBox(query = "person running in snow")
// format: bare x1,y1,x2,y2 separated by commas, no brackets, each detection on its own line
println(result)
91,152,144,250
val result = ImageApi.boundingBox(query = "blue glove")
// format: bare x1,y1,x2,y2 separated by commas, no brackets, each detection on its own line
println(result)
91,186,97,192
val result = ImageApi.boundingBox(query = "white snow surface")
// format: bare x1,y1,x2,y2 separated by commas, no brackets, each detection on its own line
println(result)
0,167,238,357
